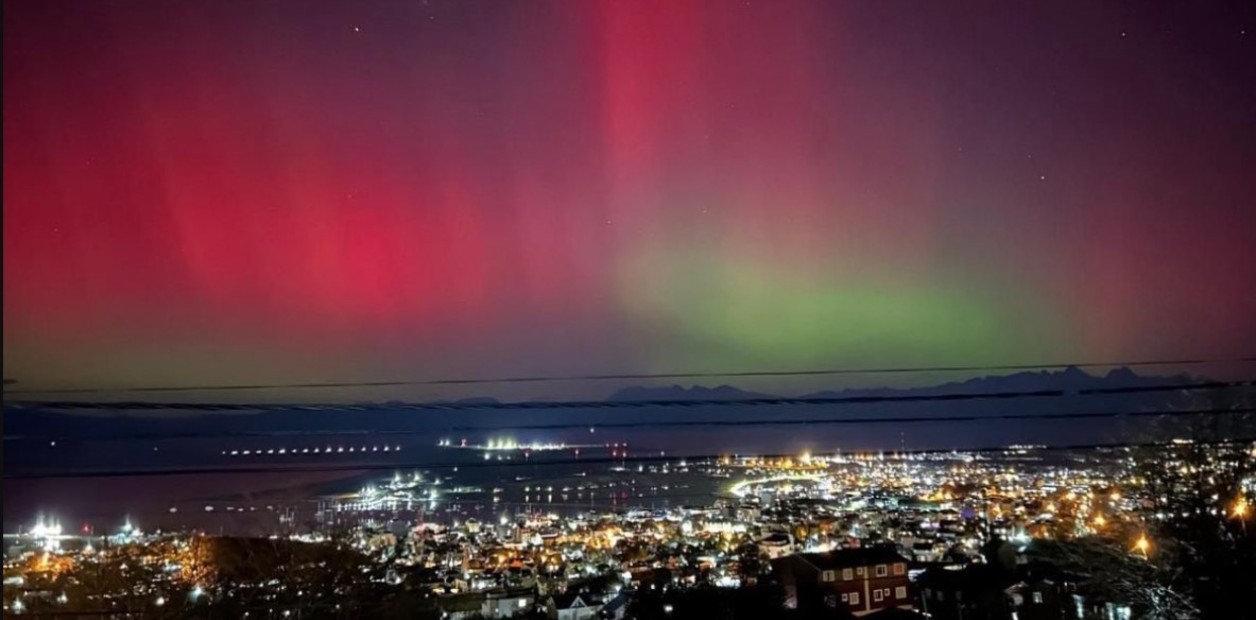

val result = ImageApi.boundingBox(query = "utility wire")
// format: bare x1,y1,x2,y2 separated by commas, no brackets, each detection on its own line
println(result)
5,356,1253,395
6,379,1253,413
6,406,1252,442
6,437,1254,480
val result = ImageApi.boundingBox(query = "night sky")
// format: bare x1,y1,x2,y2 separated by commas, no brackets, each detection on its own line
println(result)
4,1,1255,400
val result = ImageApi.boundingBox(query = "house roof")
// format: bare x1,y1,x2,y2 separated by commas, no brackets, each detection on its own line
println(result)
916,564,1012,591
552,590,595,609
439,593,486,612
866,609,927,620
602,591,631,613
798,547,908,570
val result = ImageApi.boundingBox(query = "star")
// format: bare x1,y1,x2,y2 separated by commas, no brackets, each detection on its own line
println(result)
1039,175,1047,181
1120,31,1127,38
353,26,360,33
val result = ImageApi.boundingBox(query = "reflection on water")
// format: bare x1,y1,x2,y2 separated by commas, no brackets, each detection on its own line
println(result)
4,417,1133,534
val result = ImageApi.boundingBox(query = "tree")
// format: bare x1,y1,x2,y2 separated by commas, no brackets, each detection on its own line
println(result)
1028,538,1199,619
1128,387,1256,619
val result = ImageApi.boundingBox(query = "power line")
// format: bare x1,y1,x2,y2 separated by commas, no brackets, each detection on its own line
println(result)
5,356,1253,395
6,406,1252,443
6,379,1252,413
6,437,1254,480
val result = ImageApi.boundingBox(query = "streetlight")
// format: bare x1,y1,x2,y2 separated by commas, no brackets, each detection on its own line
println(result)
1233,496,1249,535
1133,534,1150,558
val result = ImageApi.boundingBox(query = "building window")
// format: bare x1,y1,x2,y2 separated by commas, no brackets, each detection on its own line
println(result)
876,564,888,577
824,595,838,608
874,590,883,602
841,593,848,602
857,567,865,575
893,563,905,575
1033,592,1044,604
842,568,854,581
822,570,836,582
850,592,860,606
896,586,907,600
938,592,945,602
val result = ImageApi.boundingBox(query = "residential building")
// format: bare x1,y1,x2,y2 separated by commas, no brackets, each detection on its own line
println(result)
772,547,911,616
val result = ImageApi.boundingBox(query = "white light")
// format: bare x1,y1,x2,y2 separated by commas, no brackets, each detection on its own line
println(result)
155,596,166,607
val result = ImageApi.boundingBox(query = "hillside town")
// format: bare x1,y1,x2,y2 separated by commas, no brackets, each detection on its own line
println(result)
6,439,1251,619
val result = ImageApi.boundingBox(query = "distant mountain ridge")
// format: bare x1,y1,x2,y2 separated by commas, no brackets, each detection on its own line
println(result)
3,367,1202,445
606,366,1189,402
607,384,779,401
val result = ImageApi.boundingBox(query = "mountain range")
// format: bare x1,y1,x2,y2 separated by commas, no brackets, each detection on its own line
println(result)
3,366,1203,440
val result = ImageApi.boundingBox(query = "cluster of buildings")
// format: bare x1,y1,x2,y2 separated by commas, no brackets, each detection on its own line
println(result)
5,442,1250,618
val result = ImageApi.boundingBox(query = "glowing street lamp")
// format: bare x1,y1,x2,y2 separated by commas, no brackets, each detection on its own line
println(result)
1133,534,1150,558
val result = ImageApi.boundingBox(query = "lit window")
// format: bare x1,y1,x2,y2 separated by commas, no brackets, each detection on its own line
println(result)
874,590,883,602
841,593,848,602
850,592,860,605
822,570,836,582
1033,592,1043,604
876,565,888,577
842,568,854,580
893,563,905,575
896,586,907,599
